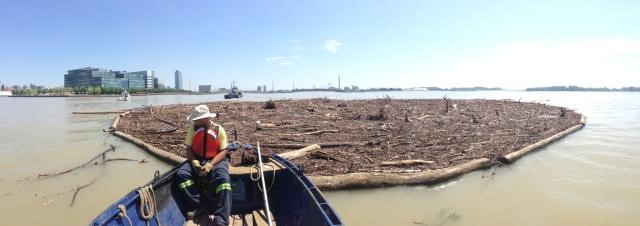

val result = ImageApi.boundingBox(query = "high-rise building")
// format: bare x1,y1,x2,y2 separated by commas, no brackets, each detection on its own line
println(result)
153,78,165,88
199,85,212,93
174,70,183,90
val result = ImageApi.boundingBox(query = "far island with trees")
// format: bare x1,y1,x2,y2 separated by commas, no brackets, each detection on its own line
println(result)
526,86,640,92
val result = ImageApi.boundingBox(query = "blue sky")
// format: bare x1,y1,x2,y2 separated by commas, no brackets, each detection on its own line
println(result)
1,0,639,90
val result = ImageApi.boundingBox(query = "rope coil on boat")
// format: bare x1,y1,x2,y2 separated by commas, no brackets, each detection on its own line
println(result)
117,204,133,226
249,164,276,192
138,185,161,226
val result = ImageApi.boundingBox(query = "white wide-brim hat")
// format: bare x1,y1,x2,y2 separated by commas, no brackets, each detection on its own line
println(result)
186,104,217,121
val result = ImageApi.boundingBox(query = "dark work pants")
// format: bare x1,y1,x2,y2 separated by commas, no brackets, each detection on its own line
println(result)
175,159,231,226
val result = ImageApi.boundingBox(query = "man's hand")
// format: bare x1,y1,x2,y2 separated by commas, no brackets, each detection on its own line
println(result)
198,162,214,176
191,160,202,171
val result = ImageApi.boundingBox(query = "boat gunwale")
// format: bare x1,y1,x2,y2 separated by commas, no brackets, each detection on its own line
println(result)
91,157,344,226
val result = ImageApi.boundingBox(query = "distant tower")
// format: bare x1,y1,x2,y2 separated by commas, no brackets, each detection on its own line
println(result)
174,70,183,90
338,75,341,90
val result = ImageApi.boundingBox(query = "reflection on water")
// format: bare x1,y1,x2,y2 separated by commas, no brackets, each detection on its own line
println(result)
0,91,639,225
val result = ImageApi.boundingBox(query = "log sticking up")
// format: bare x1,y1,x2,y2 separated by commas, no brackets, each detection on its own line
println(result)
443,97,450,113
264,100,276,109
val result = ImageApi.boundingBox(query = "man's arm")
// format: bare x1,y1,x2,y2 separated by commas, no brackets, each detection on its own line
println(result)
184,122,195,161
209,149,228,166
209,126,228,166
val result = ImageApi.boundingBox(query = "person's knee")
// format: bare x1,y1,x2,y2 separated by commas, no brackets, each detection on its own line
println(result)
212,162,230,178
176,162,194,178
176,170,192,181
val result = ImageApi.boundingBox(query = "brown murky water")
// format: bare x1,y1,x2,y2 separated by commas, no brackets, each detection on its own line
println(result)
1,91,638,225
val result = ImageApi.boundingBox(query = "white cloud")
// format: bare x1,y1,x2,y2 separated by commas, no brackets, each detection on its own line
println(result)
433,38,640,89
265,56,284,62
265,41,306,66
324,39,343,54
265,56,292,66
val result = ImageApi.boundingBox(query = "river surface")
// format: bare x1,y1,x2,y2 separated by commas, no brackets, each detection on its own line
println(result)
0,91,638,225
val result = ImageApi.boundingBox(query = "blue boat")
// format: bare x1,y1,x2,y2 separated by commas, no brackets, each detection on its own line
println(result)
91,155,343,226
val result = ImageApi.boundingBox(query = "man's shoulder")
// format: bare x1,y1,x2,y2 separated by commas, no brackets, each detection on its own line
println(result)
211,123,225,133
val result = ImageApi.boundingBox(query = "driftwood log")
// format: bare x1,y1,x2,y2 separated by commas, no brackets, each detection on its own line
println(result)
277,144,321,160
38,145,116,178
113,130,185,164
309,158,491,190
499,115,586,163
283,130,339,136
109,111,129,131
256,123,306,130
73,111,125,114
261,142,366,149
311,150,347,162
380,159,434,167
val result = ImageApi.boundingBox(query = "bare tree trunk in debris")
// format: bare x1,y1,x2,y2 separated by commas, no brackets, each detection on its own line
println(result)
278,144,320,160
379,159,434,167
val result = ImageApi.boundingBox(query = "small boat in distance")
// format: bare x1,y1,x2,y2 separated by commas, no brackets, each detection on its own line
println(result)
224,81,243,99
117,90,130,101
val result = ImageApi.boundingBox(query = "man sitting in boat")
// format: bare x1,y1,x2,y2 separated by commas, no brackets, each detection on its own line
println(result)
176,104,231,226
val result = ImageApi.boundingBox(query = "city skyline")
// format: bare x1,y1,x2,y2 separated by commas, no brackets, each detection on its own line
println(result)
1,0,639,90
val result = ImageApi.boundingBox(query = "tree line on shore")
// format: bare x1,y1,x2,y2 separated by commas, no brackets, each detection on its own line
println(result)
526,86,640,92
11,86,190,96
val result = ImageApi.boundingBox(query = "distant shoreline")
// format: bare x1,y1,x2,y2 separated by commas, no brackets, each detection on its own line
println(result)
6,86,640,98
525,86,639,92
7,93,199,97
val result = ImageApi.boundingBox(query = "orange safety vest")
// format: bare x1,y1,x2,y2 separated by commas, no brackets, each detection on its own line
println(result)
191,126,220,159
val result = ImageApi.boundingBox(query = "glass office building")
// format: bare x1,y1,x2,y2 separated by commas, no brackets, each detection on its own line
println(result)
175,70,183,90
64,67,155,90
123,71,153,89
